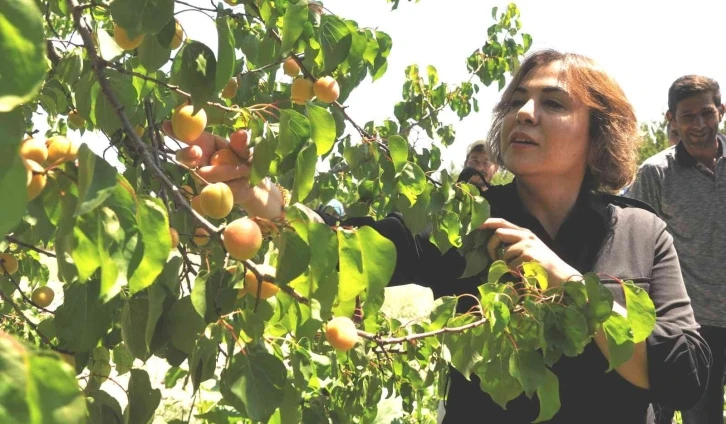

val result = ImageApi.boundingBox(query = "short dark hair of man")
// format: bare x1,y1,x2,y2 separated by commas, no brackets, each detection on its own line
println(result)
668,75,721,115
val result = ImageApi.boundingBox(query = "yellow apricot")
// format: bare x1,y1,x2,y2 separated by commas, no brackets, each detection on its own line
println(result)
19,137,48,164
31,286,54,308
191,195,205,216
243,264,278,299
171,104,207,143
313,76,340,104
223,217,262,261
46,135,78,165
193,228,210,246
199,182,234,219
210,149,241,166
67,111,86,130
291,78,314,105
169,228,179,249
169,21,184,50
24,159,46,201
113,23,145,51
283,58,300,77
221,78,238,99
325,316,359,352
0,253,19,275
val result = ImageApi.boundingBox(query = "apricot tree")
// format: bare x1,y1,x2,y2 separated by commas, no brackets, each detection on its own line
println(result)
0,0,657,423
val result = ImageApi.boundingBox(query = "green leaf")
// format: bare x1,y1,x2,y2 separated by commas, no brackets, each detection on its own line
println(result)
280,1,308,53
112,343,134,375
215,16,236,92
120,285,165,361
487,299,510,333
137,33,171,72
532,369,560,423
28,353,87,423
124,369,161,424
276,229,310,285
110,0,174,36
487,260,510,284
174,41,217,111
128,196,169,294
335,226,396,316
163,367,187,389
291,142,317,204
189,335,218,392
56,50,83,88
0,109,27,238
441,316,483,379
396,162,426,204
277,109,311,156
167,296,205,355
0,0,46,112
75,145,118,216
388,135,408,173
306,104,336,156
54,280,112,352
398,186,431,236
467,196,490,234
97,29,124,62
220,348,287,423
521,262,548,291
87,389,123,424
623,281,656,343
509,349,545,397
584,273,613,324
476,354,523,409
319,15,352,73
428,296,457,330
602,311,634,371
561,307,589,356
94,70,138,134
249,132,274,186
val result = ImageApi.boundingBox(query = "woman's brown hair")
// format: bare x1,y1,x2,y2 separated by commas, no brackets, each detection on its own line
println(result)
485,49,641,193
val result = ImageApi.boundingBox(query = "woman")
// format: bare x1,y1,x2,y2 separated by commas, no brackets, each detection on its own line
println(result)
166,49,710,423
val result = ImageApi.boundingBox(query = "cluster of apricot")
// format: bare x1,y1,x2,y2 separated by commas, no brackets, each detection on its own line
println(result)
283,58,341,105
0,253,55,308
18,134,78,201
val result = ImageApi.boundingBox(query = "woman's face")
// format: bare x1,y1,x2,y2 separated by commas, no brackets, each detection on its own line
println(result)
500,60,591,184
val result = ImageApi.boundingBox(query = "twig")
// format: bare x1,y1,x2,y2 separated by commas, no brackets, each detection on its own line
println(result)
358,315,489,345
66,0,221,242
175,0,217,12
242,260,309,305
1,266,55,314
5,236,57,258
0,288,70,353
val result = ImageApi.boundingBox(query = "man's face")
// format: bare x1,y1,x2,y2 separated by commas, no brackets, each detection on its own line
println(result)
464,150,498,187
671,92,725,151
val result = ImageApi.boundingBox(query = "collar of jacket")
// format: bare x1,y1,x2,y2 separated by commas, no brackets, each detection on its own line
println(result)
674,133,726,167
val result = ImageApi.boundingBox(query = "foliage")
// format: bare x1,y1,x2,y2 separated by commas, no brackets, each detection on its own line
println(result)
637,119,671,166
0,0,656,423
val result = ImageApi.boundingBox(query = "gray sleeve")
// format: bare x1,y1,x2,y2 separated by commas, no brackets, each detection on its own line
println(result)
625,166,662,216
646,219,711,409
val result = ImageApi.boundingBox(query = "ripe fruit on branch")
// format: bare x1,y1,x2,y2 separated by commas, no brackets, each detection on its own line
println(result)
0,253,19,275
169,20,184,50
193,228,210,246
200,182,234,219
223,217,262,261
221,78,238,99
325,316,358,352
19,137,48,164
46,135,78,165
169,228,179,249
243,264,278,299
291,78,314,105
171,104,207,143
313,76,340,104
113,23,144,51
210,149,241,166
24,159,47,201
191,195,205,216
283,58,300,77
31,286,54,308
67,111,85,130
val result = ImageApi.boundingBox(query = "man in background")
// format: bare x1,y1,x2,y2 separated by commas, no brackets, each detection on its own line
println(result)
627,75,725,424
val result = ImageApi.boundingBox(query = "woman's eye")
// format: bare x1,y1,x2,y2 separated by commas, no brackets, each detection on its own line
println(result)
544,100,563,108
509,99,524,107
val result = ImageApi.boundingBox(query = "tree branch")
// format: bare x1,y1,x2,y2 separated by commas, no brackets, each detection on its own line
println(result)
242,260,309,305
0,287,71,354
5,236,57,258
358,316,488,345
67,0,221,241
1,265,55,314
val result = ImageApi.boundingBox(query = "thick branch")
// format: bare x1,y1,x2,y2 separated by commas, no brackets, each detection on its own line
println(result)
66,0,220,240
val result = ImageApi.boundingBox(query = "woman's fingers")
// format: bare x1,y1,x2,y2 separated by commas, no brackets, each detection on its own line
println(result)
479,217,522,231
197,163,250,183
175,145,203,167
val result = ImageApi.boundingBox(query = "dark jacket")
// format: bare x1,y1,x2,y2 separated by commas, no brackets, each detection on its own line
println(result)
326,181,710,424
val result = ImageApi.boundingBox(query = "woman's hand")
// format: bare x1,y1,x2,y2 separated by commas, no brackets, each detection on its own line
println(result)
162,122,285,220
478,218,582,288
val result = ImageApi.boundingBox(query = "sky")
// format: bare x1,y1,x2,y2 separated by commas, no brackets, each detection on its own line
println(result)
61,0,726,170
